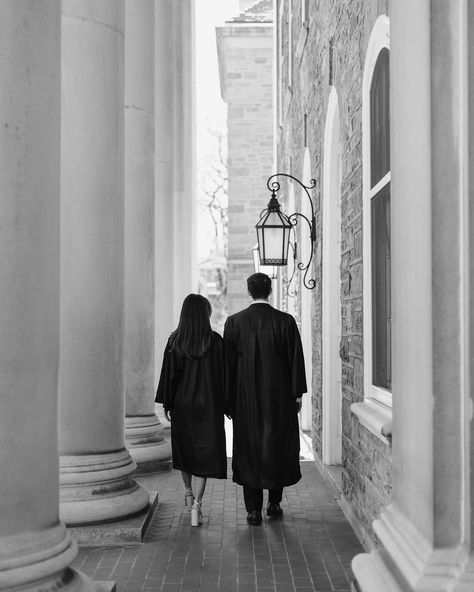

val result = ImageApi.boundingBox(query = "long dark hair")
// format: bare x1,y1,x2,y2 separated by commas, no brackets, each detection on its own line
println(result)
168,294,213,359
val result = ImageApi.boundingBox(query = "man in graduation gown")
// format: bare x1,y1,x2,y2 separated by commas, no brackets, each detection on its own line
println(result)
224,273,307,525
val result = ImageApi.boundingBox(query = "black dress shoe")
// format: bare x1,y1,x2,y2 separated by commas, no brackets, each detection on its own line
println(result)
266,502,283,518
247,510,262,525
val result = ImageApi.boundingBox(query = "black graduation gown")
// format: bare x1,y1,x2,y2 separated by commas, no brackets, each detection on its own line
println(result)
156,331,227,478
224,303,307,489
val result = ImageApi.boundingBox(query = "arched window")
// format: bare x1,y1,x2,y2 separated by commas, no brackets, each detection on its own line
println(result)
370,48,391,391
362,16,391,406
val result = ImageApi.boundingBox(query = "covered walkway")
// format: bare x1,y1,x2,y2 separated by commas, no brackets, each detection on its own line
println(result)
73,462,362,592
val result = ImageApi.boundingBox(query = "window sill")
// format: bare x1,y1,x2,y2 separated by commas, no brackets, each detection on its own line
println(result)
351,399,392,446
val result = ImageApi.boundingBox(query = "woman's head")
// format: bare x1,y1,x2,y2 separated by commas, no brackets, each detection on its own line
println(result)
169,294,213,359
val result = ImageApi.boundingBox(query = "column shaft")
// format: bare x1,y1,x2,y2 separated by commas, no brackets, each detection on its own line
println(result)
59,0,149,525
124,0,171,471
0,2,94,589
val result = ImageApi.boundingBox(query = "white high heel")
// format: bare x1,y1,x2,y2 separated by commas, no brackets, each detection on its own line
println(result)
184,487,194,509
191,501,202,526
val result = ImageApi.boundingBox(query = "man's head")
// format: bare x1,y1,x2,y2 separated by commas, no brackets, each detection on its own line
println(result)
247,273,272,300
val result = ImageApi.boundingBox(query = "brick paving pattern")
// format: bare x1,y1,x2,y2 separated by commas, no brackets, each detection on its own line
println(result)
72,462,363,591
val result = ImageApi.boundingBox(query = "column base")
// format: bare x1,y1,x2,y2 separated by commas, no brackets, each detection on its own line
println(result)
60,448,150,526
0,522,101,591
125,414,171,473
352,504,468,592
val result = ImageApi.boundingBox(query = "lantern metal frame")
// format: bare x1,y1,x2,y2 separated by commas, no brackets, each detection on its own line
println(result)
252,244,278,279
256,173,317,290
285,240,299,298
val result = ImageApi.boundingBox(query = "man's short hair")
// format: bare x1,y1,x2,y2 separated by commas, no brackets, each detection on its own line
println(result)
247,273,272,299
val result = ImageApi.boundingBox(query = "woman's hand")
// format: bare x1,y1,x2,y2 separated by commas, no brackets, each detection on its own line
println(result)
165,409,172,423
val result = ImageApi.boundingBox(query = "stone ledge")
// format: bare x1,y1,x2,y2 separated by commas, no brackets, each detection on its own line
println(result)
68,492,158,545
351,400,392,445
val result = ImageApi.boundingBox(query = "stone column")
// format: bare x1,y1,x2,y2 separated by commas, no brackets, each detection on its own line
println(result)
124,0,171,472
352,1,473,590
154,0,197,378
0,2,94,589
172,0,197,308
59,0,149,525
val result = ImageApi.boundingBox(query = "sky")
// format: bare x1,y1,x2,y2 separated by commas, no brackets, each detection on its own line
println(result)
195,0,239,260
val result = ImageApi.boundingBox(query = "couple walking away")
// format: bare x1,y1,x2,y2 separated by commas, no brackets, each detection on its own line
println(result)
156,273,307,526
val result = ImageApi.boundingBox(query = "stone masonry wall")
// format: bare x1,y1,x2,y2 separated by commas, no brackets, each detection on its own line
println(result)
217,24,274,315
277,0,392,546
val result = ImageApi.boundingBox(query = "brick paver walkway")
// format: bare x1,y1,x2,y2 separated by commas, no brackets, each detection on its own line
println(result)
72,462,363,592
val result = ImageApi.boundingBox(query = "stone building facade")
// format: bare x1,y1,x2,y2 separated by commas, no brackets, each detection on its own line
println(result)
276,0,392,548
216,0,273,315
278,1,474,590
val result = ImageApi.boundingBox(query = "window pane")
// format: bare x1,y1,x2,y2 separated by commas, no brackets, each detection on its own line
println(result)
370,48,390,188
371,183,391,389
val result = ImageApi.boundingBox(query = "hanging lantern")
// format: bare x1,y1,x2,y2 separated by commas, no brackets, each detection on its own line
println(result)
255,173,317,291
255,193,292,266
252,244,278,279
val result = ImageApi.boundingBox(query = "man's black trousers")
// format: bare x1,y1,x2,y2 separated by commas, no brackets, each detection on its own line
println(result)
243,486,283,512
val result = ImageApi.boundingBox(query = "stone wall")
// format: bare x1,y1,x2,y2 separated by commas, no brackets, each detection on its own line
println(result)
217,23,273,315
277,0,392,546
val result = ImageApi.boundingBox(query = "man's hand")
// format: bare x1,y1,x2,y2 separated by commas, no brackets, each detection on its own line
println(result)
296,398,302,413
164,409,171,423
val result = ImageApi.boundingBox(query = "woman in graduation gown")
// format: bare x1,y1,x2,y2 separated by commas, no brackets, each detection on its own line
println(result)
156,294,227,525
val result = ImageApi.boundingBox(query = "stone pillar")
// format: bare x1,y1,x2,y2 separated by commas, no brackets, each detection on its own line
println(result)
0,2,94,589
124,0,171,472
155,0,176,377
172,0,197,308
59,0,149,525
352,1,473,590
154,0,197,379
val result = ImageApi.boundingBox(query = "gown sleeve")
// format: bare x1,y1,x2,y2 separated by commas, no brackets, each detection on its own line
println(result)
213,332,227,413
155,340,180,411
286,315,308,398
223,318,237,417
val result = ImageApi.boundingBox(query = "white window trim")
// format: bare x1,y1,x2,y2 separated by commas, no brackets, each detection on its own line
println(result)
351,399,392,446
362,15,391,409
300,148,313,433
277,0,284,127
322,90,342,463
288,0,293,90
301,0,309,28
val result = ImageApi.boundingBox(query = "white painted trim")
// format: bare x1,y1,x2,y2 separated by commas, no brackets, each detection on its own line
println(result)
351,400,392,445
300,148,313,431
362,15,391,405
277,0,284,128
288,0,293,90
322,88,342,464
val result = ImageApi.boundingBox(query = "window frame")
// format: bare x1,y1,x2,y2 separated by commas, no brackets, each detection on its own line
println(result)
362,15,391,407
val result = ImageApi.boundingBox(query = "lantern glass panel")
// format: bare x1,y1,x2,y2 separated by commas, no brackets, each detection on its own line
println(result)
259,226,284,264
257,211,291,265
